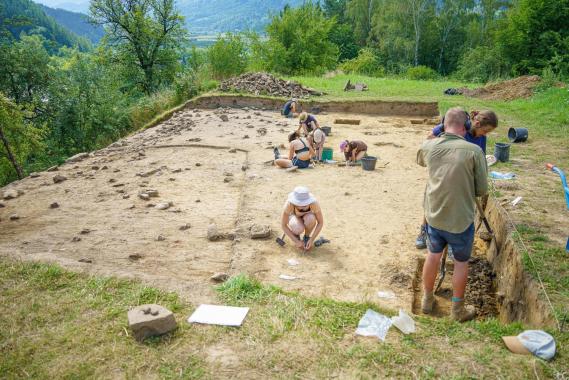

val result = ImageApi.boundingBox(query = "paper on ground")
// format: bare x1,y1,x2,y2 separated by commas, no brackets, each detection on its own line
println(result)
355,309,392,341
279,274,297,280
377,290,396,299
391,309,415,334
512,196,523,206
187,304,249,326
287,258,300,266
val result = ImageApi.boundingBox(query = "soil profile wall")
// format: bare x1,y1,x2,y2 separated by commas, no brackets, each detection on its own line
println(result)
483,199,554,327
184,95,439,117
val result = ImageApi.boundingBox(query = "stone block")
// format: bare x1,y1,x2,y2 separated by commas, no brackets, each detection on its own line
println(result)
127,304,177,342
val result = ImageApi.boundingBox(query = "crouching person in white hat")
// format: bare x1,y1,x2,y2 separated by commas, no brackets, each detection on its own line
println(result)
281,186,324,251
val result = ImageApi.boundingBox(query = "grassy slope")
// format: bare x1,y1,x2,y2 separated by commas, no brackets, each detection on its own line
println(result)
1,261,567,379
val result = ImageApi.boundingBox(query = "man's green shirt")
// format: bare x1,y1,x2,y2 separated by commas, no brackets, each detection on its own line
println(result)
417,133,488,233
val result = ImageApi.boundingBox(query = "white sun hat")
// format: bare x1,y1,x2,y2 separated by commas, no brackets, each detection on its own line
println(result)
287,186,316,207
502,330,556,361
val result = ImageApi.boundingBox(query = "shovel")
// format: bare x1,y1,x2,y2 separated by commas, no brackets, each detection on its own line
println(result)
276,233,286,247
434,246,448,294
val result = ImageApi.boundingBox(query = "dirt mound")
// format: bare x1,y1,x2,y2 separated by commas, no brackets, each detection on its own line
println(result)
461,75,541,101
218,72,323,98
465,257,498,318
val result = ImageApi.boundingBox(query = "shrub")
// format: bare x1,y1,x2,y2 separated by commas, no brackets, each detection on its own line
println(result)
456,46,509,83
340,49,385,77
208,33,248,79
406,65,439,80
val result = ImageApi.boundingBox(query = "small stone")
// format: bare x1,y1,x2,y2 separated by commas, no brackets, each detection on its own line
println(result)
241,165,248,171
156,234,166,241
195,163,202,167
3,189,19,200
78,258,92,263
344,192,351,196
155,202,172,210
138,193,150,201
146,203,155,208
50,202,59,209
0,202,4,208
127,304,177,342
223,177,233,183
219,114,229,122
129,253,143,260
228,148,237,153
146,189,159,197
168,178,176,181
91,165,100,170
172,168,182,173
478,231,492,242
207,224,224,241
123,195,130,199
210,272,229,283
80,229,91,235
9,214,19,221
29,172,40,178
242,135,249,139
179,223,191,231
72,236,81,242
250,224,271,239
53,174,67,184
195,199,201,203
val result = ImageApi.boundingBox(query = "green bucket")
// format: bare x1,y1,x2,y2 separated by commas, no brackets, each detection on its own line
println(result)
322,147,333,161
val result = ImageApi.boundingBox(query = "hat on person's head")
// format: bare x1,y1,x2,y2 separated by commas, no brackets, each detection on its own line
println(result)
299,112,308,122
287,186,316,207
291,98,298,102
502,330,556,361
339,140,348,152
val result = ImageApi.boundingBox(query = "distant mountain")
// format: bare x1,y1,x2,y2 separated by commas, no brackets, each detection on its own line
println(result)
32,0,90,13
1,0,91,51
178,0,304,33
40,4,104,43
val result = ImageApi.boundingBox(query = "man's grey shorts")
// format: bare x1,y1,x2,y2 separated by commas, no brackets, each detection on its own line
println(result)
426,223,474,262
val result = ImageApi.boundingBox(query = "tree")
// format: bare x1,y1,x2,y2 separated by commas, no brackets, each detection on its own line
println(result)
435,0,471,74
261,2,339,74
406,0,434,67
346,0,380,45
0,93,44,182
208,33,248,79
90,0,187,94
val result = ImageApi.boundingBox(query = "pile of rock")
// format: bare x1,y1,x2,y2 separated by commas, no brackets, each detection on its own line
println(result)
218,72,323,98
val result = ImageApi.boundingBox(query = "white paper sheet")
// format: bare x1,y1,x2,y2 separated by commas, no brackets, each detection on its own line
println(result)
279,274,297,280
187,304,249,326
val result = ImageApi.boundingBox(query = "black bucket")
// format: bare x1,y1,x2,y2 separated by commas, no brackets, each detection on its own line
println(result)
321,126,332,136
494,143,511,162
361,156,378,171
508,127,528,143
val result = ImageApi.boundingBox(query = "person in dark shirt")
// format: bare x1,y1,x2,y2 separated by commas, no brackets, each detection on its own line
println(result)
298,112,319,136
282,98,299,118
340,140,368,163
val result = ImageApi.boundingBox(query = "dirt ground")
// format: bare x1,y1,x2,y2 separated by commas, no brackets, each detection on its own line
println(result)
0,107,438,311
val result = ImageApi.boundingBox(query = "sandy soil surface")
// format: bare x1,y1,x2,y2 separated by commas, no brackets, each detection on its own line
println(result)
0,107,433,310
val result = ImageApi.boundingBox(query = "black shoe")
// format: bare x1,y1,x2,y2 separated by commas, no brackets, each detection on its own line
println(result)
303,235,310,247
314,236,330,247
273,147,280,160
415,225,427,249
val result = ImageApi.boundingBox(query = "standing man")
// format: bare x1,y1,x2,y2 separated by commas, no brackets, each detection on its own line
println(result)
417,107,488,322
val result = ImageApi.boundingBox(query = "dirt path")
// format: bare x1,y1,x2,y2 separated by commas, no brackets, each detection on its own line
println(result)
0,107,432,310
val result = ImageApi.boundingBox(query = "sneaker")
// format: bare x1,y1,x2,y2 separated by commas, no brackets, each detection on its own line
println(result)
273,147,280,160
415,225,427,249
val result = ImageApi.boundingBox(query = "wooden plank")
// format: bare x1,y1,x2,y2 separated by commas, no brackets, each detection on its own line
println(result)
334,119,361,125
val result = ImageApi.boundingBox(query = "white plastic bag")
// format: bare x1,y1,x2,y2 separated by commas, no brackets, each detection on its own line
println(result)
355,309,392,341
391,309,415,334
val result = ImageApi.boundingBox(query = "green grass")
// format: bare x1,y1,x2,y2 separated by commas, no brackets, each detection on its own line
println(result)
2,260,568,379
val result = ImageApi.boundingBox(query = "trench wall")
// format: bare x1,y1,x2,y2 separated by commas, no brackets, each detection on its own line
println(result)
184,95,439,117
483,199,554,327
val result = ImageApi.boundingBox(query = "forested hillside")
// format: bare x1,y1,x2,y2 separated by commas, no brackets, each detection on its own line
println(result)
40,4,104,43
0,0,90,51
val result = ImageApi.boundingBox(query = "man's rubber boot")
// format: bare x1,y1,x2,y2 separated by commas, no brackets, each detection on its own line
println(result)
451,300,476,322
415,224,427,249
421,291,435,314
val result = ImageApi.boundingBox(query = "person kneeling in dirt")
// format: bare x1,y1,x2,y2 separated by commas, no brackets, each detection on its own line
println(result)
308,124,326,162
415,109,498,249
298,112,319,136
273,131,315,170
340,140,367,164
281,186,324,251
282,98,299,118
417,107,488,322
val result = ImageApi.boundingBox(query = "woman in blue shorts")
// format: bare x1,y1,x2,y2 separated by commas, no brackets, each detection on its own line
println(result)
274,131,314,170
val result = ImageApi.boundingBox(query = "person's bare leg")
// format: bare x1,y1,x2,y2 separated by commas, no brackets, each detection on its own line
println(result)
452,261,468,299
422,250,442,313
303,213,317,236
355,151,366,160
275,158,293,168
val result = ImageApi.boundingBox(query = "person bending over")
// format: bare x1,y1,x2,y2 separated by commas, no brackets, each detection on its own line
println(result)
417,107,488,322
340,140,367,163
281,186,324,251
274,131,315,170
298,112,319,136
282,98,299,118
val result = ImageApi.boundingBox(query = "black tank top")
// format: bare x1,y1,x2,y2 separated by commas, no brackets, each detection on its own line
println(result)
294,139,309,154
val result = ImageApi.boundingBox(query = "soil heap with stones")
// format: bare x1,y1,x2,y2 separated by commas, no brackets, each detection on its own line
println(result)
218,72,323,98
459,75,542,101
